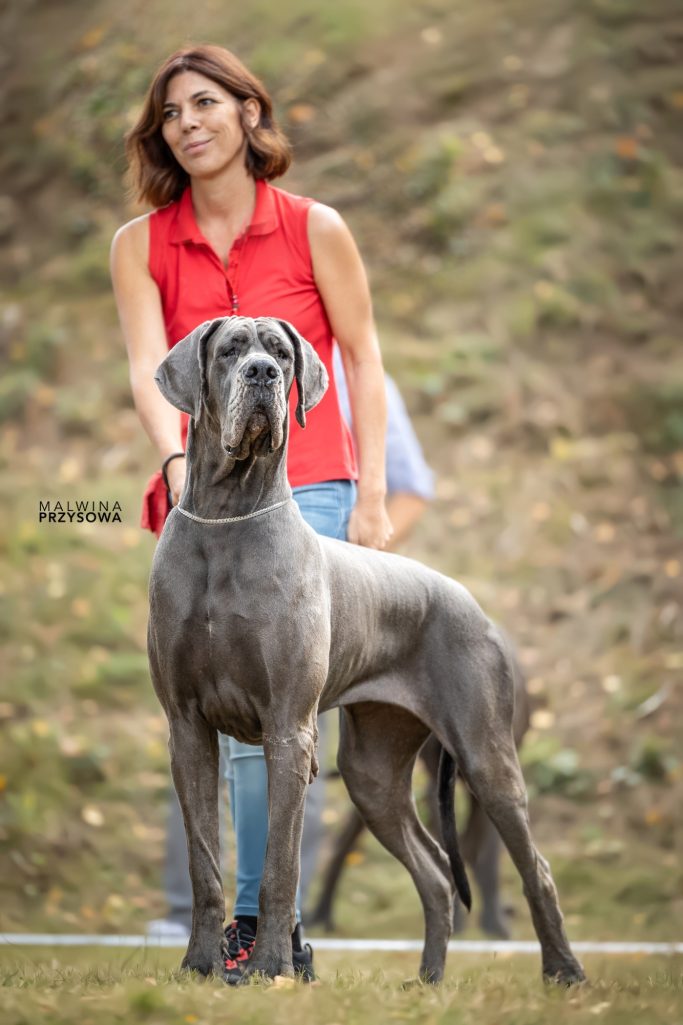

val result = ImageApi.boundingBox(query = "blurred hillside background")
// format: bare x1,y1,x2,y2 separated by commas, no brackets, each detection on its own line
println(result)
1,0,682,947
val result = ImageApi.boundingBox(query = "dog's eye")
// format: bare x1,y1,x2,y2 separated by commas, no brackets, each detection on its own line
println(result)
221,347,237,359
276,349,289,361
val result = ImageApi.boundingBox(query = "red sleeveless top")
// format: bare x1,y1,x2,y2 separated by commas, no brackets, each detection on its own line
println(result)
141,179,357,535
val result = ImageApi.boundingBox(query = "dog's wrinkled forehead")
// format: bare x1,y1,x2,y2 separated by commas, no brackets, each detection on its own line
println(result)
210,317,257,353
208,317,292,362
254,317,296,354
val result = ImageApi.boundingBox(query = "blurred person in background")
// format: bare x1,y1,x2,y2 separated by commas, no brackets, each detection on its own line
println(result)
333,346,434,550
149,356,435,939
110,44,392,983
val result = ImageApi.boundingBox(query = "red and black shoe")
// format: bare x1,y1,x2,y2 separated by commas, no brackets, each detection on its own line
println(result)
224,918,257,985
223,919,315,984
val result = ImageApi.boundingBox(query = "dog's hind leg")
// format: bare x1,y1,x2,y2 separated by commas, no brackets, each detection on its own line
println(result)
168,713,227,978
450,644,585,983
461,739,584,982
337,702,455,984
430,623,584,981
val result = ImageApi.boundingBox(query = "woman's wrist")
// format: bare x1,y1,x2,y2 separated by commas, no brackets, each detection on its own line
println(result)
356,482,387,502
161,451,186,490
356,473,383,498
159,442,185,461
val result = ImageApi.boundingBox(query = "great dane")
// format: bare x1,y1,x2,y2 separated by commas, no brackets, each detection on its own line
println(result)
149,315,585,985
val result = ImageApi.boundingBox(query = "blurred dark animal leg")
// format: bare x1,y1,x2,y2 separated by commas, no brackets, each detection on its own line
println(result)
462,799,509,938
306,805,366,930
419,733,442,836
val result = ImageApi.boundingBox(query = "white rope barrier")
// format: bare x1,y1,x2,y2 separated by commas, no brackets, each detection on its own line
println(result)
1,934,681,954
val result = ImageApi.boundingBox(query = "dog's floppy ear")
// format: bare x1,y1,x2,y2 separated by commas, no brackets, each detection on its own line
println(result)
275,319,328,429
154,318,224,422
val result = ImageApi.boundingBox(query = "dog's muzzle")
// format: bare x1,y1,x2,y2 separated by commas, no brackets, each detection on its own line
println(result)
223,355,286,458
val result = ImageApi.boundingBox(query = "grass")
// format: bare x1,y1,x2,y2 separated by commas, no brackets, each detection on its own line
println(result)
0,949,682,1025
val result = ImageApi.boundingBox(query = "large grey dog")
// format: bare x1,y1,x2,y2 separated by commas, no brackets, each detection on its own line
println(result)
149,315,585,986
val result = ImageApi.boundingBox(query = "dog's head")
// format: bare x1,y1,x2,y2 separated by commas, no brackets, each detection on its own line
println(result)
154,316,328,459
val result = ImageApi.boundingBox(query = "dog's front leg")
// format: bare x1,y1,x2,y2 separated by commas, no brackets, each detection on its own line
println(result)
242,724,315,980
168,714,226,978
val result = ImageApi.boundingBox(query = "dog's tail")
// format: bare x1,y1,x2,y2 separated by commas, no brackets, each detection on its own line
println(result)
437,746,472,912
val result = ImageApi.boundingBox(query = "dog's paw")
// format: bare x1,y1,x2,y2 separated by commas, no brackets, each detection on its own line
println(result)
181,956,219,978
181,941,226,979
402,964,443,988
542,959,587,987
239,955,294,984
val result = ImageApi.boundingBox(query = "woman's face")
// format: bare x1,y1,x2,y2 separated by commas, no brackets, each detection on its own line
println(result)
161,70,259,179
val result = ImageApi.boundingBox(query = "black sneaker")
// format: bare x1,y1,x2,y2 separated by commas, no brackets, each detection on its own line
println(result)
293,941,315,982
224,918,257,984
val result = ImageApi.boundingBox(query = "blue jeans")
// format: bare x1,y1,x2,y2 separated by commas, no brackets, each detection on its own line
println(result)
220,479,356,918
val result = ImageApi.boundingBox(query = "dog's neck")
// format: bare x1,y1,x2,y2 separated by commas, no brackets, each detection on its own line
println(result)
180,417,291,520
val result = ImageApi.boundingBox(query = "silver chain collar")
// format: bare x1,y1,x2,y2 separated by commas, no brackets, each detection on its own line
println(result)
174,497,291,525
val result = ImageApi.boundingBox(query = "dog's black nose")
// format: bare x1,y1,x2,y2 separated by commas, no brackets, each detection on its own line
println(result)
241,358,280,387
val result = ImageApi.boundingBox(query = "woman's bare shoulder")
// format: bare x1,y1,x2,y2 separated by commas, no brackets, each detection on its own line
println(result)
307,202,359,263
307,202,363,272
111,212,151,263
307,201,346,237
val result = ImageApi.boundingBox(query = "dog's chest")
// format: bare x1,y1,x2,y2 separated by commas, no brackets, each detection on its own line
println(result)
198,678,264,743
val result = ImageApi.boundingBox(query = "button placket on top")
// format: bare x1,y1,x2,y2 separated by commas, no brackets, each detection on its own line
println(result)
226,233,247,316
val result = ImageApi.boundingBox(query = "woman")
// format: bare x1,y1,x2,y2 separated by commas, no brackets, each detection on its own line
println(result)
110,45,392,982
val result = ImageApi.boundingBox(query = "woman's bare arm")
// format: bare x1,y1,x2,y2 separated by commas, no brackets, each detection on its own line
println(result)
308,203,392,550
110,216,186,502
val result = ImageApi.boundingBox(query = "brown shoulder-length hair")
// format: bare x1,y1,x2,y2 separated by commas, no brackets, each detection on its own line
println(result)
125,45,292,208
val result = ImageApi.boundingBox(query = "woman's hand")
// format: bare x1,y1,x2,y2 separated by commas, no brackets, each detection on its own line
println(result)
166,456,187,507
347,493,394,550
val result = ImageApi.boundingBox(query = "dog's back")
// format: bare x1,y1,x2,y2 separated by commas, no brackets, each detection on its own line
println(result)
316,534,504,722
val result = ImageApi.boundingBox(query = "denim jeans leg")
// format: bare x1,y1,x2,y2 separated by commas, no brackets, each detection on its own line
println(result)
294,481,356,908
222,736,270,918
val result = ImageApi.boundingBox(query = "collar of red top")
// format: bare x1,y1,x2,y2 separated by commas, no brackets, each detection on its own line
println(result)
170,179,277,244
